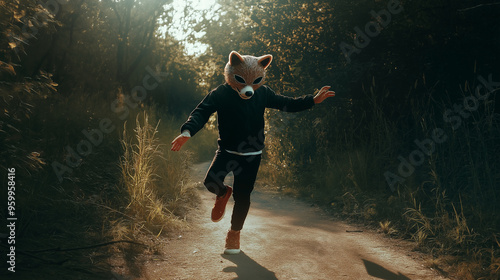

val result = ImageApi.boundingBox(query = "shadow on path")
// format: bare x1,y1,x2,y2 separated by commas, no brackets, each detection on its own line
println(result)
362,259,411,280
221,251,278,280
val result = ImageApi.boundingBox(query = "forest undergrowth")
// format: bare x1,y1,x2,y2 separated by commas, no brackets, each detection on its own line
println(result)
261,74,500,280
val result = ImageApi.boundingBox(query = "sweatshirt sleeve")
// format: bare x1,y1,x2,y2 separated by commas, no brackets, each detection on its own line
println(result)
265,86,315,112
180,90,218,137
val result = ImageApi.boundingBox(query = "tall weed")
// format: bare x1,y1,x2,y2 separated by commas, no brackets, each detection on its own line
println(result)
118,112,197,237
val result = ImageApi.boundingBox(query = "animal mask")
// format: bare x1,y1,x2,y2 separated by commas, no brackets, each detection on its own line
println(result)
224,51,273,100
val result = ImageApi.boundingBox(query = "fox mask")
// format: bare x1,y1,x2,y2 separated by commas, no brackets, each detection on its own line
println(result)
224,51,273,100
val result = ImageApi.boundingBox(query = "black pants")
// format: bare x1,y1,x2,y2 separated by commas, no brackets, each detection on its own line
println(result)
203,150,262,231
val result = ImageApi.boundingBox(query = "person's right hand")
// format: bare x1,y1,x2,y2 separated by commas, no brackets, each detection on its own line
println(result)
171,134,190,151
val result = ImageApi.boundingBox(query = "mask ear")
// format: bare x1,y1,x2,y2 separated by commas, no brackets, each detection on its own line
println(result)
257,54,273,69
229,51,244,66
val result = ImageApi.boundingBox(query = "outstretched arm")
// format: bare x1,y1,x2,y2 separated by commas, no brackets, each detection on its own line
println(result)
313,86,335,104
265,85,335,112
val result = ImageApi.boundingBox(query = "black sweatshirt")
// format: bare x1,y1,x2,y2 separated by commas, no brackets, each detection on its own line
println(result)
181,83,315,153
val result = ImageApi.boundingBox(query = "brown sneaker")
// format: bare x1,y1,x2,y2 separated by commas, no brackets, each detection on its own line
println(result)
211,185,232,222
224,229,241,255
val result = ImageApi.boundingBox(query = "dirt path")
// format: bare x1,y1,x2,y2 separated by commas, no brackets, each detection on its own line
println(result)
140,162,447,280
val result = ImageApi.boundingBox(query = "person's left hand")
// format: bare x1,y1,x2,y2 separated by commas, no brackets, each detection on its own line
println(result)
313,86,336,104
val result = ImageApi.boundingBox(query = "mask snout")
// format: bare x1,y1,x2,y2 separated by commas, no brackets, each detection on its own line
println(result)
239,85,254,99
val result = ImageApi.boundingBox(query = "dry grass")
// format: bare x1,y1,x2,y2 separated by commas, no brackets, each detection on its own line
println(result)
379,220,398,235
116,112,197,238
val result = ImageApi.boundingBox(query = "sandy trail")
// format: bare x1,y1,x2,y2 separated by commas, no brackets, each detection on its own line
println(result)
140,162,447,280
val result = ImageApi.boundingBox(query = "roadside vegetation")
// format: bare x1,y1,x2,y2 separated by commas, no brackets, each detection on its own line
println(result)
0,1,215,278
261,75,500,279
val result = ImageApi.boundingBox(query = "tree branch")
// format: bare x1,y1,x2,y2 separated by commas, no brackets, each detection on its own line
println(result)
0,243,67,265
26,240,147,253
458,2,500,12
